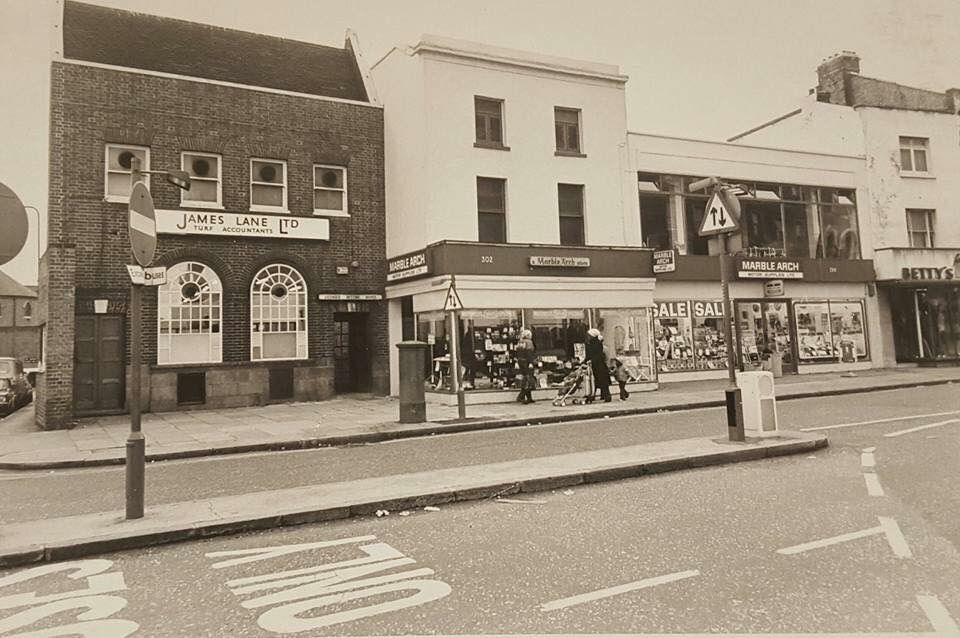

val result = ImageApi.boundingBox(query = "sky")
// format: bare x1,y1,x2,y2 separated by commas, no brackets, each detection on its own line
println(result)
0,0,956,285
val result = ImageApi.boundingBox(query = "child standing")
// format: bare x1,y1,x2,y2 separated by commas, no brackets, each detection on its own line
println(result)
611,358,630,401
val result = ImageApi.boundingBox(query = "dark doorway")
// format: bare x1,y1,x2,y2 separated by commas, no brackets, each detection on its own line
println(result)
74,315,126,413
333,312,371,393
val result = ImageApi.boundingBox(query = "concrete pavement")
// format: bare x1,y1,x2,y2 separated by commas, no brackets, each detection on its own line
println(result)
0,365,956,469
0,430,826,568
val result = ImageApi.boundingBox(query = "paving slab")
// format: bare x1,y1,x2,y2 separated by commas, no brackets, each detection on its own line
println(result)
0,366,955,470
0,430,827,567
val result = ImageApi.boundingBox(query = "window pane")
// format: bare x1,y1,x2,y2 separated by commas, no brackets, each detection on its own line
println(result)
477,178,505,212
185,154,218,178
913,149,928,172
476,114,486,142
684,198,709,255
558,184,583,216
478,212,506,243
744,201,784,252
559,216,584,246
820,204,860,258
476,98,500,116
783,203,812,258
108,146,145,171
107,174,131,197
555,108,578,124
315,167,344,189
252,184,283,207
640,195,670,250
314,189,343,211
187,180,217,202
830,301,867,357
252,161,283,184
900,148,913,171
490,117,502,143
796,302,834,361
555,123,564,149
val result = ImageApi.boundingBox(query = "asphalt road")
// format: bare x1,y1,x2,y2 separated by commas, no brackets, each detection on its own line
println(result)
0,384,958,524
1,384,959,636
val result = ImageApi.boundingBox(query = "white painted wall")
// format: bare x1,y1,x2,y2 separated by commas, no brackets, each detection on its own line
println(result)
858,107,960,249
373,36,635,257
729,97,865,157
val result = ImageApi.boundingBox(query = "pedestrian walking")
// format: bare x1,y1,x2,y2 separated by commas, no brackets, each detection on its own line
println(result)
612,358,630,401
586,328,612,402
515,328,537,404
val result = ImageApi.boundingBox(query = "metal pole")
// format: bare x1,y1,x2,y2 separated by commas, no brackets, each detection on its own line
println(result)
719,230,745,442
126,159,146,519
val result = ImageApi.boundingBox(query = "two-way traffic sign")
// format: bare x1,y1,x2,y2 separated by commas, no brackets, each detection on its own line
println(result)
698,190,740,237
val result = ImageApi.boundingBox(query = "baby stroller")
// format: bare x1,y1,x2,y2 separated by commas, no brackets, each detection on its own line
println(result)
552,365,595,407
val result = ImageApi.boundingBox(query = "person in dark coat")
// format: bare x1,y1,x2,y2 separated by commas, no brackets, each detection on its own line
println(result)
586,328,612,402
514,329,536,404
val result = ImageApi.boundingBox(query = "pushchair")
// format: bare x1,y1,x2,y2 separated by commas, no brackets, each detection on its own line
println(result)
552,365,595,407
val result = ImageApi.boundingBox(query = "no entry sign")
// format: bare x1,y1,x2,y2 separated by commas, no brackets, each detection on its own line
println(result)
128,182,157,267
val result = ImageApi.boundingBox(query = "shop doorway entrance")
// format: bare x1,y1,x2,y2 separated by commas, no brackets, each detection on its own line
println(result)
735,300,797,374
333,312,371,393
74,314,126,413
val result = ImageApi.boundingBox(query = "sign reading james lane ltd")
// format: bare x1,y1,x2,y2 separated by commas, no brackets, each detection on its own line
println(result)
156,210,329,240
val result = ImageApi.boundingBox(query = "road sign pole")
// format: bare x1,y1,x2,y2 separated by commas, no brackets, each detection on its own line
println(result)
719,230,745,442
126,158,146,520
447,276,466,419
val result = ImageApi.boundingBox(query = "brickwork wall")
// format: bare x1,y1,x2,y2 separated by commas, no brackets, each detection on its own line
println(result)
44,61,387,419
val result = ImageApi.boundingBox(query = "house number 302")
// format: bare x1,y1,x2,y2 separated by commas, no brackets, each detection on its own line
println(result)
480,256,494,264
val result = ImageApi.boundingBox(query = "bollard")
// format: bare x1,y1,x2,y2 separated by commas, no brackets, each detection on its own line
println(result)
725,387,745,442
397,341,429,423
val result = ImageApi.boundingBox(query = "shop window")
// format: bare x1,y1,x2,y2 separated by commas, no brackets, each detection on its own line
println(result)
899,136,929,174
157,262,222,365
794,300,868,363
640,195,670,250
314,165,347,215
597,308,656,381
558,184,585,246
528,309,589,387
475,97,505,147
477,177,507,243
461,310,524,390
906,209,935,248
105,144,149,202
653,301,726,373
251,264,307,361
916,288,960,359
554,107,581,154
176,372,206,405
180,152,221,207
250,158,287,211
684,197,710,255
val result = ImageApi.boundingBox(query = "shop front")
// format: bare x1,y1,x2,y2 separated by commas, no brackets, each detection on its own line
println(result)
386,242,658,404
653,254,878,381
876,248,960,365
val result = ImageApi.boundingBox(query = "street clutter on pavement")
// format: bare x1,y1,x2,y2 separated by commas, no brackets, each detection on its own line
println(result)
0,366,956,470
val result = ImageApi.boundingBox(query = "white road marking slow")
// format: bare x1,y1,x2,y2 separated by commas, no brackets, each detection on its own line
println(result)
540,569,699,612
861,452,876,468
777,517,912,559
863,473,885,497
801,410,960,432
884,419,960,439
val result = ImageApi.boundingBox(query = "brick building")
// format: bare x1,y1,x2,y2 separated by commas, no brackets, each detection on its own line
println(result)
38,1,387,429
0,271,42,369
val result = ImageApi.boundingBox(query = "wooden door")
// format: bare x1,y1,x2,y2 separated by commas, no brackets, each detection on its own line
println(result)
74,315,125,412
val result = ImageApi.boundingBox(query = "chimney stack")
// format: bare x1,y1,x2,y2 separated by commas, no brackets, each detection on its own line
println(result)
816,51,860,105
946,88,960,114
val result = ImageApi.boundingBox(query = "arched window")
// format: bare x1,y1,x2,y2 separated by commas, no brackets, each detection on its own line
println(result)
250,264,307,361
157,262,222,364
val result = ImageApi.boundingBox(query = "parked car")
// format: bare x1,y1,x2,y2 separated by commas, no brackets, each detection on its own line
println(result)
0,357,32,415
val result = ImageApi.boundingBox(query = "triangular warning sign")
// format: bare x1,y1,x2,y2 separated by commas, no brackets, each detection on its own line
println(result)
698,191,739,237
443,283,463,311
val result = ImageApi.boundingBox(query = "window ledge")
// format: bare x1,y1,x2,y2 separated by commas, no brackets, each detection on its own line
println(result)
899,171,935,180
249,206,290,214
555,150,587,158
474,142,511,151
180,201,224,210
313,210,350,218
